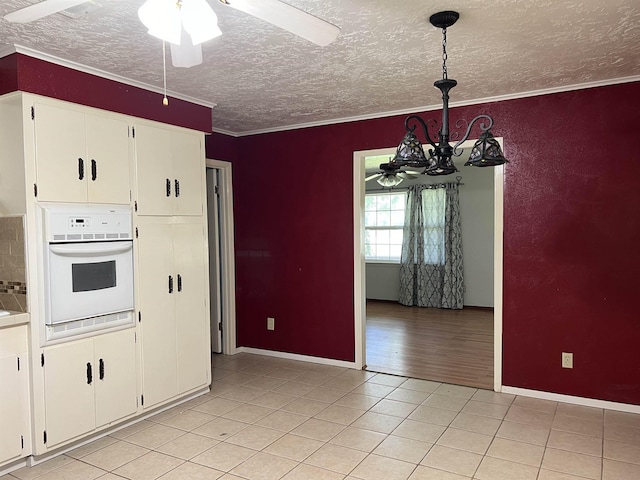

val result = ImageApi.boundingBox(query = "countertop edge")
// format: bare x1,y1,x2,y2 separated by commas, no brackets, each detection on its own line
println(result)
0,312,30,329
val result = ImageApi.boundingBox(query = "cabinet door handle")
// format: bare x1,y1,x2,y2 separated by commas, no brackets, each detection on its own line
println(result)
99,358,105,380
166,178,171,197
175,179,180,197
86,362,92,385
169,275,174,294
78,158,85,180
91,159,97,181
177,274,182,292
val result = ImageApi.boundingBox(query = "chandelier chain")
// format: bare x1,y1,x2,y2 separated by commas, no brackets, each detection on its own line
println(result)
442,27,448,80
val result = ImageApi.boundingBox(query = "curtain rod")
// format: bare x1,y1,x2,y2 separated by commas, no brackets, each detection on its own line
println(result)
369,175,464,192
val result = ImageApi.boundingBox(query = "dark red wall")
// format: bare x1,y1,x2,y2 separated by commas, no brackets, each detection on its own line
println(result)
5,53,638,404
8,53,211,132
205,131,239,162
207,82,640,405
500,83,640,405
0,54,19,95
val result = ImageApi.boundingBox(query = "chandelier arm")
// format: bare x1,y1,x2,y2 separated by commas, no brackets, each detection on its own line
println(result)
405,114,438,151
452,114,494,155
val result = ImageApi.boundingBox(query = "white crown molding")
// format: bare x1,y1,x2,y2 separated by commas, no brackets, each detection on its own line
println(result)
0,44,217,110
502,386,640,415
2,44,637,137
210,126,239,137
228,75,640,137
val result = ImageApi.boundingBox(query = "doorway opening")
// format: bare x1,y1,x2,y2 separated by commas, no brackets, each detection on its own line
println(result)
206,159,237,356
353,142,505,392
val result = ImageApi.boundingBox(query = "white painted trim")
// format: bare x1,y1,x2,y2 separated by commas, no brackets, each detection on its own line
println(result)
353,142,505,389
3,44,637,137
206,159,237,355
494,159,505,392
211,127,239,137
502,386,640,415
0,44,216,110
224,76,640,137
353,155,365,370
236,347,357,369
0,459,27,477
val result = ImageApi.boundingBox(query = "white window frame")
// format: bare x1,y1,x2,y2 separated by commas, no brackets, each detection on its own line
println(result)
364,191,407,263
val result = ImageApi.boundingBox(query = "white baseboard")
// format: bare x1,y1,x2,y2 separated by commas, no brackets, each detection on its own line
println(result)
502,386,640,414
0,458,27,477
235,347,357,369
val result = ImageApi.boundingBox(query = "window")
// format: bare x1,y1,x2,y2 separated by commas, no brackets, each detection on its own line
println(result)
365,188,447,264
365,191,406,262
421,188,446,265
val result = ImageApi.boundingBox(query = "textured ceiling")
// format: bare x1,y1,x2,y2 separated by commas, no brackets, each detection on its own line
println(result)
1,0,639,135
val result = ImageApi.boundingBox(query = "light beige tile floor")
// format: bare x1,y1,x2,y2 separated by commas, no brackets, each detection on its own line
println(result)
4,353,640,480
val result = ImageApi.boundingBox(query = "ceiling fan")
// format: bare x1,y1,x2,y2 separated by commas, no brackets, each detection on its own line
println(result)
366,163,422,188
3,0,341,68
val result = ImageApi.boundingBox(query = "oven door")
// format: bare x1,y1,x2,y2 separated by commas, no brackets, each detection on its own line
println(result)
46,241,134,325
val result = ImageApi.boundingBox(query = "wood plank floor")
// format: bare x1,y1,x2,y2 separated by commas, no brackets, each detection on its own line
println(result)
365,300,494,389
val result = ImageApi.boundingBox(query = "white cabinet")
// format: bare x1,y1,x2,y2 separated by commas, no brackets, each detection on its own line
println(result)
136,220,209,409
0,355,29,464
42,329,137,447
33,102,130,204
0,325,30,466
133,123,204,216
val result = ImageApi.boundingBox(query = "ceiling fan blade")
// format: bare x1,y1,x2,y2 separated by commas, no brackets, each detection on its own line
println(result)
170,33,203,68
365,173,383,182
4,0,89,23
221,0,340,46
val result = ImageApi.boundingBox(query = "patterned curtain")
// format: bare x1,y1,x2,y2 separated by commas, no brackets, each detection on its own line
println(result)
398,183,464,309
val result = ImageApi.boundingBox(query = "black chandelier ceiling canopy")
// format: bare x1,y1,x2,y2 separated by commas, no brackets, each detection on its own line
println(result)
387,11,508,179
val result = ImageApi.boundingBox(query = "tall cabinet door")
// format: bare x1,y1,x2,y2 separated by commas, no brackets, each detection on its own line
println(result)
134,124,173,216
33,103,88,203
137,222,178,408
174,223,210,393
171,131,204,217
94,329,138,428
86,114,131,204
43,340,95,447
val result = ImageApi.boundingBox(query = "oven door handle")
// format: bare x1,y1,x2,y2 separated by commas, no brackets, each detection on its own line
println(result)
49,242,133,257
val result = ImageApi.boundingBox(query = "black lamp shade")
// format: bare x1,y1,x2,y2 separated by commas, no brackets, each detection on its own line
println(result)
465,130,508,167
390,131,429,167
425,153,458,176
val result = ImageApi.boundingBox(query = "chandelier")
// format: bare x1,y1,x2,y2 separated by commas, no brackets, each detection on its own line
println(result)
387,11,508,177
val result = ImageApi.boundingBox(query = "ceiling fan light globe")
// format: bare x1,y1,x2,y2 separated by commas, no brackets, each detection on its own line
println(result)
377,175,403,187
139,0,182,44
182,0,223,45
170,33,203,67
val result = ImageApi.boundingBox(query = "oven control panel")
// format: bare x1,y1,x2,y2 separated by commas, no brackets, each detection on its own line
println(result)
41,204,132,242
70,217,91,228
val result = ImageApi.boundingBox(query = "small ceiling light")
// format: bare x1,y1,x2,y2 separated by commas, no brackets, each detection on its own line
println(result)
390,11,508,176
377,174,404,188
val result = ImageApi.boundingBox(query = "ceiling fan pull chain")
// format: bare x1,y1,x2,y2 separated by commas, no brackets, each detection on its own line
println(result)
162,40,169,106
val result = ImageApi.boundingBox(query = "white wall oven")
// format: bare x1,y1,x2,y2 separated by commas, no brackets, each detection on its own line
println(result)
40,204,134,341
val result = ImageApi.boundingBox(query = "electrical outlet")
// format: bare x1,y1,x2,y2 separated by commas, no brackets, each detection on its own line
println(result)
562,352,573,369
267,317,275,331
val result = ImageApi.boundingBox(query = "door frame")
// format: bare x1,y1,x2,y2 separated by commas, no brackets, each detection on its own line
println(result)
206,159,237,355
352,142,505,392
